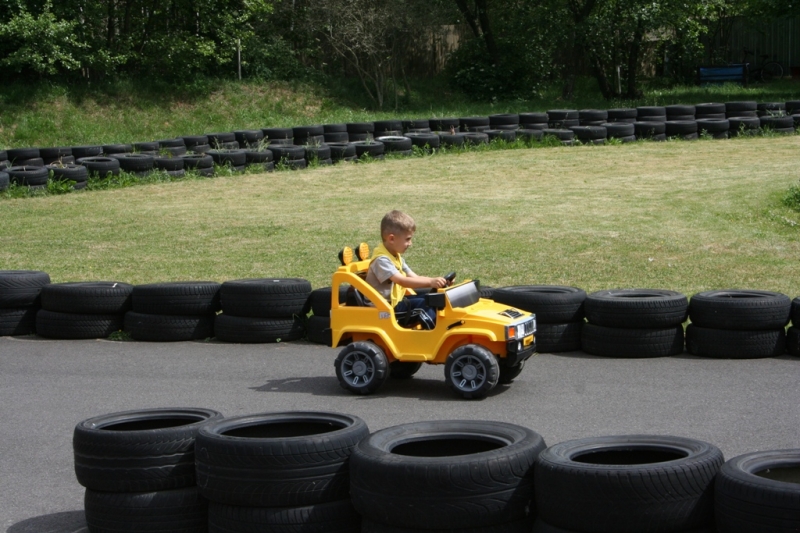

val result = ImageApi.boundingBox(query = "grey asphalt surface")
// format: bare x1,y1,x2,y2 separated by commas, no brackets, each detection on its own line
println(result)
1,335,798,532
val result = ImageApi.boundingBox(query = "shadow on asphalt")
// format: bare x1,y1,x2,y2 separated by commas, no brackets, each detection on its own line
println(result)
7,510,86,533
249,375,513,401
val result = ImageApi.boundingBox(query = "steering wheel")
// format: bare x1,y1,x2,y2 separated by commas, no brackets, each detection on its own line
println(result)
443,271,456,286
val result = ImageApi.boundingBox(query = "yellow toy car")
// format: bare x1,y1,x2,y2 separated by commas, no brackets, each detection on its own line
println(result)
330,245,537,399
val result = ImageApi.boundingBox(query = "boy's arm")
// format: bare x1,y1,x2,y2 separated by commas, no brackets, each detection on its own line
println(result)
390,272,447,289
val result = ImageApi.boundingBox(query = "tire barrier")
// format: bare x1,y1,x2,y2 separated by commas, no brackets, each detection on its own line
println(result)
36,281,132,339
687,289,791,358
74,407,222,533
534,434,724,533
124,281,221,342
2,270,797,359
0,270,50,336
70,407,800,533
350,420,546,531
581,289,688,357
214,278,310,343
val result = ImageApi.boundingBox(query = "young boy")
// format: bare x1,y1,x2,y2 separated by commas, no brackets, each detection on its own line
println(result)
366,210,448,329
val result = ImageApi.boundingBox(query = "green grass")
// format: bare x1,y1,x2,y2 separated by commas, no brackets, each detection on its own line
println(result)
1,135,798,299
2,77,800,148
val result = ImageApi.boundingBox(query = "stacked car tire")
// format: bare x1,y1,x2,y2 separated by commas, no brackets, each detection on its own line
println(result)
74,407,222,533
124,282,220,341
789,297,800,356
581,289,688,357
534,434,724,533
351,420,547,533
306,286,347,345
686,290,790,358
214,278,310,343
0,270,50,336
197,411,367,533
36,282,131,339
492,285,586,353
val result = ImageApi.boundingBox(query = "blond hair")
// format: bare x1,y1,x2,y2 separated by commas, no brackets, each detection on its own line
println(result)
380,210,416,238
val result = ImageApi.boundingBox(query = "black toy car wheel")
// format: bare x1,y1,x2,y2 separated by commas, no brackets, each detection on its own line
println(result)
334,341,389,395
389,361,422,379
444,344,499,399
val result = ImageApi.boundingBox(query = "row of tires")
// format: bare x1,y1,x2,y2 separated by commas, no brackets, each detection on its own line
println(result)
1,271,799,357
2,101,799,193
73,407,800,533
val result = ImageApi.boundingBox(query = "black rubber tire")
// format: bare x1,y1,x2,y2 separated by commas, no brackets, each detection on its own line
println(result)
74,407,222,492
404,132,440,149
334,341,389,394
34,147,69,161
46,163,89,183
131,282,221,315
535,435,723,533
346,122,375,133
262,128,292,141
634,121,667,138
182,135,209,148
517,129,544,142
234,129,264,148
519,112,549,125
695,103,726,115
0,306,38,335
685,324,786,358
542,129,574,141
241,149,273,164
715,449,800,533
372,120,402,134
429,117,460,131
35,310,122,339
601,122,634,137
132,141,159,152
570,126,607,141
40,282,132,314
376,136,413,152
498,359,525,384
547,109,579,120
444,343,500,399
579,109,609,123
726,101,757,115
157,138,185,149
792,297,800,325
7,147,40,162
181,154,214,169
111,153,154,172
351,420,546,529
307,315,331,345
309,286,347,317
213,314,304,343
584,289,688,328
536,322,583,353
464,131,491,144
328,142,356,159
485,129,516,142
268,144,306,161
17,157,44,167
636,106,667,119
787,326,799,356
195,411,369,507
208,499,361,533
324,132,350,143
688,290,791,330
665,120,698,136
205,132,236,147
364,518,534,533
401,119,429,132
389,361,422,379
324,123,347,133
353,141,385,158
0,171,8,190
491,285,586,323
459,116,491,130
488,113,519,126
760,115,794,130
71,145,103,159
220,278,311,318
7,165,49,186
78,156,121,177
102,144,132,155
696,118,730,133
153,156,184,172
665,104,696,117
439,132,468,146
303,144,331,160
581,323,684,357
124,311,214,342
607,108,638,120
0,270,50,308
207,149,247,167
84,486,208,533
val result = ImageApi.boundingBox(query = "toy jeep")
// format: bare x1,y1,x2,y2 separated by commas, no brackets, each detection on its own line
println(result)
330,245,537,399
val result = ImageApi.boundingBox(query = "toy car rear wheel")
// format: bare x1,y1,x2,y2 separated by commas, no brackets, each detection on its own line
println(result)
335,341,389,395
389,361,422,379
445,344,499,399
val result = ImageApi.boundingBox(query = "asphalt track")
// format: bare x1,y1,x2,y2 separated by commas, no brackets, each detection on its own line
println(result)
1,335,798,532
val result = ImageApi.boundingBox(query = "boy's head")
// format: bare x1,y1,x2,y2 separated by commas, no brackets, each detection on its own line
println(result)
380,210,416,255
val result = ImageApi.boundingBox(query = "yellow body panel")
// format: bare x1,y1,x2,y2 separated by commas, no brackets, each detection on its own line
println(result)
330,260,533,364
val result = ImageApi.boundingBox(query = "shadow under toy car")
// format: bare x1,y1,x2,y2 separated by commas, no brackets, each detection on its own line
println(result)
330,245,537,399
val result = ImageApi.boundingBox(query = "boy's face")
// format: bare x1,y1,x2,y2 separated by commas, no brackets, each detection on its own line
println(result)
385,230,414,255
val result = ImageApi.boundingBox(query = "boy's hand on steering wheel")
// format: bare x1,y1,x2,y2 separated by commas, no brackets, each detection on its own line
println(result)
430,277,448,289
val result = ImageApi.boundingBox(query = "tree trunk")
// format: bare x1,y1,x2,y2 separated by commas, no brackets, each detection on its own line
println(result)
625,19,644,98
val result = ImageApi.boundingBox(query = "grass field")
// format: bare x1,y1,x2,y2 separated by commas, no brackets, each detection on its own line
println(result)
1,135,798,298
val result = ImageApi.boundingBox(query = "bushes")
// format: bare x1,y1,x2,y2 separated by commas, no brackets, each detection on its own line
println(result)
784,180,800,211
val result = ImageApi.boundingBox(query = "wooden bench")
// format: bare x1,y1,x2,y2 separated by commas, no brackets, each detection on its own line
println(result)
698,64,748,86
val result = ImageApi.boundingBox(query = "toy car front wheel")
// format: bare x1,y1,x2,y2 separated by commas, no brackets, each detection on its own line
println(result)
444,344,499,399
335,341,389,395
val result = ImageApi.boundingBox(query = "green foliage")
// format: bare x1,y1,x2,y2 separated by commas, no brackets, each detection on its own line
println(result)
783,181,800,211
0,2,86,75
